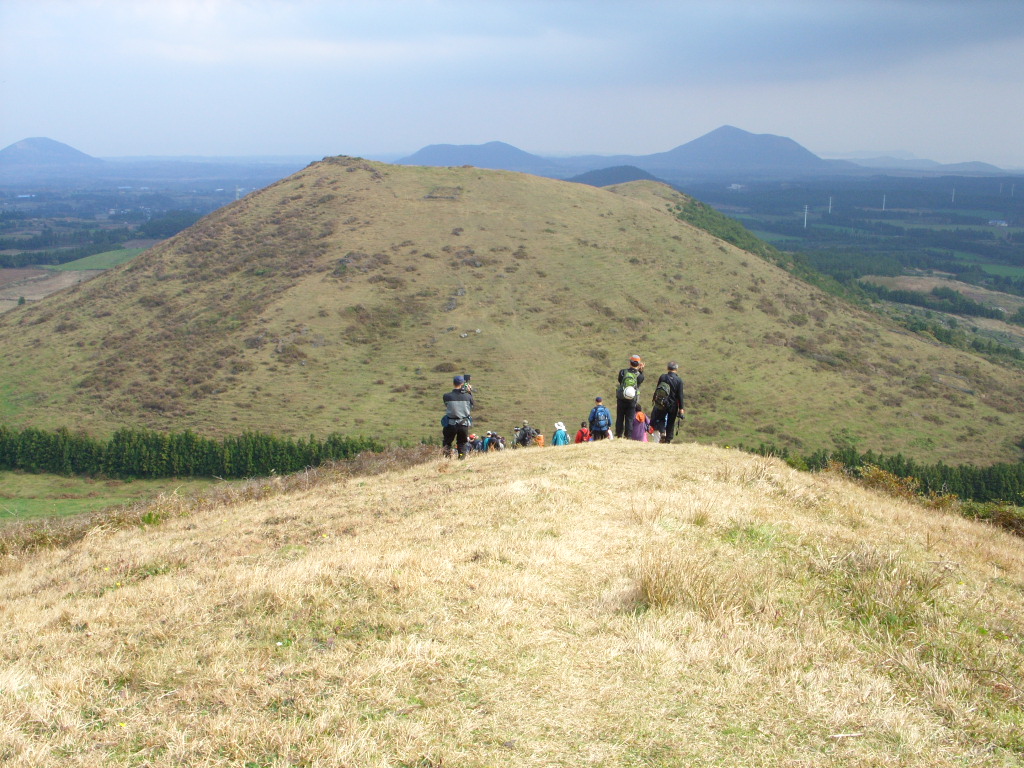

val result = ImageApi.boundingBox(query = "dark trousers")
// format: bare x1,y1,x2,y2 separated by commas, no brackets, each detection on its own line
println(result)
652,408,680,442
442,424,470,458
615,397,637,438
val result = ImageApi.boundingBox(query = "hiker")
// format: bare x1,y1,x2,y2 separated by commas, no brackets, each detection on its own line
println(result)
631,405,651,442
442,374,474,459
649,361,685,444
588,396,613,440
615,354,645,438
574,421,591,443
551,422,570,446
515,420,539,448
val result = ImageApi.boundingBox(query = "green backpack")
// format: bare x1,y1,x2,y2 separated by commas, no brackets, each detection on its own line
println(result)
620,368,639,393
652,379,673,410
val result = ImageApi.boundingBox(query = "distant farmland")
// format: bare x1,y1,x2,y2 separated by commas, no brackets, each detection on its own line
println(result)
45,247,145,270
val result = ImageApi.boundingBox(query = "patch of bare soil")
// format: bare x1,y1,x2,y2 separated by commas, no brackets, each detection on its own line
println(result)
0,268,105,313
0,268,48,288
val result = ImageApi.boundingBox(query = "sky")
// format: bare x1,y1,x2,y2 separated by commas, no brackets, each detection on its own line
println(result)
2,0,1024,168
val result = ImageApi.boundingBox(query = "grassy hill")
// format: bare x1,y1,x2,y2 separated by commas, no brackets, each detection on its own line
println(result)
2,442,1022,766
1,157,1023,463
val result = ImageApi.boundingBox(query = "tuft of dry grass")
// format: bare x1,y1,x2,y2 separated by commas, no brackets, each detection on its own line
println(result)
2,441,1023,766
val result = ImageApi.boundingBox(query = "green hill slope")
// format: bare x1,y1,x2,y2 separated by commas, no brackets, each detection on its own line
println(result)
2,443,1022,766
1,157,1023,463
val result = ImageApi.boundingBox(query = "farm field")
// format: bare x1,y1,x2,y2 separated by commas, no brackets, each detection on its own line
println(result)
45,246,146,270
0,247,150,312
0,471,215,522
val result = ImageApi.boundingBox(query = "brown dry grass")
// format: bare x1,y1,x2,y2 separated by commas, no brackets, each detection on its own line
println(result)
2,442,1023,767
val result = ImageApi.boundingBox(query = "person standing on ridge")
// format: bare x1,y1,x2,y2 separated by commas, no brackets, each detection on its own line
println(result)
574,421,591,443
589,396,613,440
442,375,474,459
615,354,645,439
551,422,570,446
649,361,685,444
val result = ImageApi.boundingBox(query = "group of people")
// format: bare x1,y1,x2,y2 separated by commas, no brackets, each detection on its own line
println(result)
463,431,507,453
441,358,685,459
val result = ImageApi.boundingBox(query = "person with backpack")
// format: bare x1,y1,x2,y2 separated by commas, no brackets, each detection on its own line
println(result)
515,420,539,448
442,374,474,459
588,396,613,440
574,421,591,443
649,361,685,444
551,422,570,446
615,354,645,438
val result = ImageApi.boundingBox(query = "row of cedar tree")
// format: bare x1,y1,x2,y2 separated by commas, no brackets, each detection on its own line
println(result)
758,443,1024,505
2,424,1023,505
0,425,384,480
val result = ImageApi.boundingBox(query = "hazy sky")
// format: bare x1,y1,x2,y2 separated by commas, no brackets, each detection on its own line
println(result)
2,0,1023,167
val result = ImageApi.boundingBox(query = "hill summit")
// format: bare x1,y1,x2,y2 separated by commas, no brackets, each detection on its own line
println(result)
1,157,1023,462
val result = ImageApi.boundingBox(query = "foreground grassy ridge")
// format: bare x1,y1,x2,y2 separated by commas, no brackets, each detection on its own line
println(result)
2,443,1022,767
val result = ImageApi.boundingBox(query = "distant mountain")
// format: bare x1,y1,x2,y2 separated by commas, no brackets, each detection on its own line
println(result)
396,141,564,176
567,165,661,187
941,161,1006,174
398,127,860,181
845,156,1006,175
636,125,853,175
0,137,103,166
398,127,1013,181
0,137,307,188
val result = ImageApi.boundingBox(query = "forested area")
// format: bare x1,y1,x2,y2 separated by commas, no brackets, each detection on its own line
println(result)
687,174,1024,295
0,425,384,479
751,441,1024,505
858,283,1007,319
0,226,131,268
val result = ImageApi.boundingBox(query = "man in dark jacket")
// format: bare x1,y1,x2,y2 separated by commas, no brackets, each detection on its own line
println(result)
615,354,645,438
650,361,685,443
442,375,474,459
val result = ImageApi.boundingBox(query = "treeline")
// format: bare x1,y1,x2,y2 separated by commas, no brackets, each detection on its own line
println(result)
672,199,769,256
0,226,128,252
750,442,1024,504
138,210,202,238
0,425,385,480
860,282,1005,319
0,242,129,269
